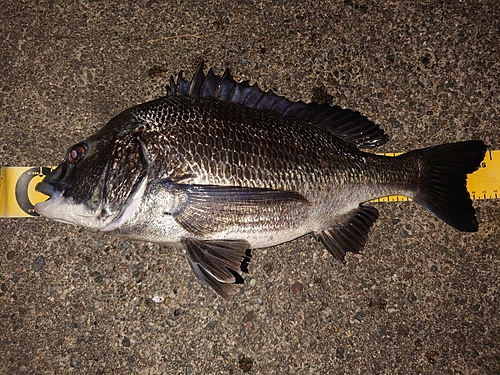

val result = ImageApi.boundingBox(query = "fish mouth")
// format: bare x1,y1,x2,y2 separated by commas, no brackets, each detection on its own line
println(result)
33,178,145,231
35,181,65,199
34,181,105,227
34,182,66,216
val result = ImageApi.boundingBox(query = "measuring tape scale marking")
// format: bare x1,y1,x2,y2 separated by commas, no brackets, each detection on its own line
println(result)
1,151,499,218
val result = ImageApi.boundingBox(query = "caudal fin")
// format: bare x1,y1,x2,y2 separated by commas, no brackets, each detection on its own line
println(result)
407,140,486,232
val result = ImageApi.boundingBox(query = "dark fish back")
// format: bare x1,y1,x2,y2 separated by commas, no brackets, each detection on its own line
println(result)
130,95,368,197
167,61,388,149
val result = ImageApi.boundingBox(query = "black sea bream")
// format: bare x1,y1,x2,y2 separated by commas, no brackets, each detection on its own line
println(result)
35,62,486,299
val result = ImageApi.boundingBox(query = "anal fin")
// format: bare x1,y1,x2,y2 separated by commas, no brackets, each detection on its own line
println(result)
314,205,379,263
182,238,251,300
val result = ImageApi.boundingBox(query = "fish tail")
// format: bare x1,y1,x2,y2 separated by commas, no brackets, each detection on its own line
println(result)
405,140,487,232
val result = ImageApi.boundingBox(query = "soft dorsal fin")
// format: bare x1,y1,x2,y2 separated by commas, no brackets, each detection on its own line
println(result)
166,61,389,149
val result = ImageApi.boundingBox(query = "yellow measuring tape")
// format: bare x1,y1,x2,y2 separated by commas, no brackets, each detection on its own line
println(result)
1,151,499,218
0,167,56,218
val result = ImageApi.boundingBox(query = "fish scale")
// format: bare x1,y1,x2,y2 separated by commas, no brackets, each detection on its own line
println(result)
32,62,486,299
132,95,380,195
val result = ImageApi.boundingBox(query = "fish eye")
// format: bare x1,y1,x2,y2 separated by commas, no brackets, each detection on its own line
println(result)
68,144,86,164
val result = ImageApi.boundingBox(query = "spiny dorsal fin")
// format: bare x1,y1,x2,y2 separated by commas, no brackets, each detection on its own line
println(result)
166,61,389,149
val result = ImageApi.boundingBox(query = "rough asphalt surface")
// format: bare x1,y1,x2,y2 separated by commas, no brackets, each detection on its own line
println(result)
1,1,499,374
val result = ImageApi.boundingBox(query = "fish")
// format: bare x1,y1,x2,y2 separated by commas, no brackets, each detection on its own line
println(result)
35,62,487,299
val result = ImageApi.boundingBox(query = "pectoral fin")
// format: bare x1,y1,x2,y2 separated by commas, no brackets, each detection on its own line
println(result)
182,238,251,300
163,179,309,236
315,205,379,263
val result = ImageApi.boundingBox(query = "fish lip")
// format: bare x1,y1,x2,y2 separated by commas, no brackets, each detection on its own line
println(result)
35,181,65,199
34,182,65,215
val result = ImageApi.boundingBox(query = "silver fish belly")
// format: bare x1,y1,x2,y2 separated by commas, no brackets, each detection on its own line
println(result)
35,62,486,299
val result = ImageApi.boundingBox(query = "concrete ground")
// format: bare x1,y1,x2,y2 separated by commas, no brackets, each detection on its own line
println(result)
1,1,499,374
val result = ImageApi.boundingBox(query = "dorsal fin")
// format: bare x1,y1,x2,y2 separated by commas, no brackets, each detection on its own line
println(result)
166,61,388,149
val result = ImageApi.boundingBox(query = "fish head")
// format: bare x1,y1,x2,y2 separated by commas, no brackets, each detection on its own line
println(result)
35,111,150,231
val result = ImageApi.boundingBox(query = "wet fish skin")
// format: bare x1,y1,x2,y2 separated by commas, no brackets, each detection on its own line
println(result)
35,63,486,299
108,96,415,242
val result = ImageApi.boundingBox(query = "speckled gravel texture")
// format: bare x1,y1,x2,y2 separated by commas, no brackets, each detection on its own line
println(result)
1,1,499,374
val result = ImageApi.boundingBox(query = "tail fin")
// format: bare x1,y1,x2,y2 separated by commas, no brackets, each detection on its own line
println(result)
405,140,486,232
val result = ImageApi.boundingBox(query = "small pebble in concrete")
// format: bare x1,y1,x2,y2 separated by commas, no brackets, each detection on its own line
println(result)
291,281,304,295
152,295,164,303
32,256,46,272
122,336,131,347
336,347,345,359
70,354,82,369
238,354,253,372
